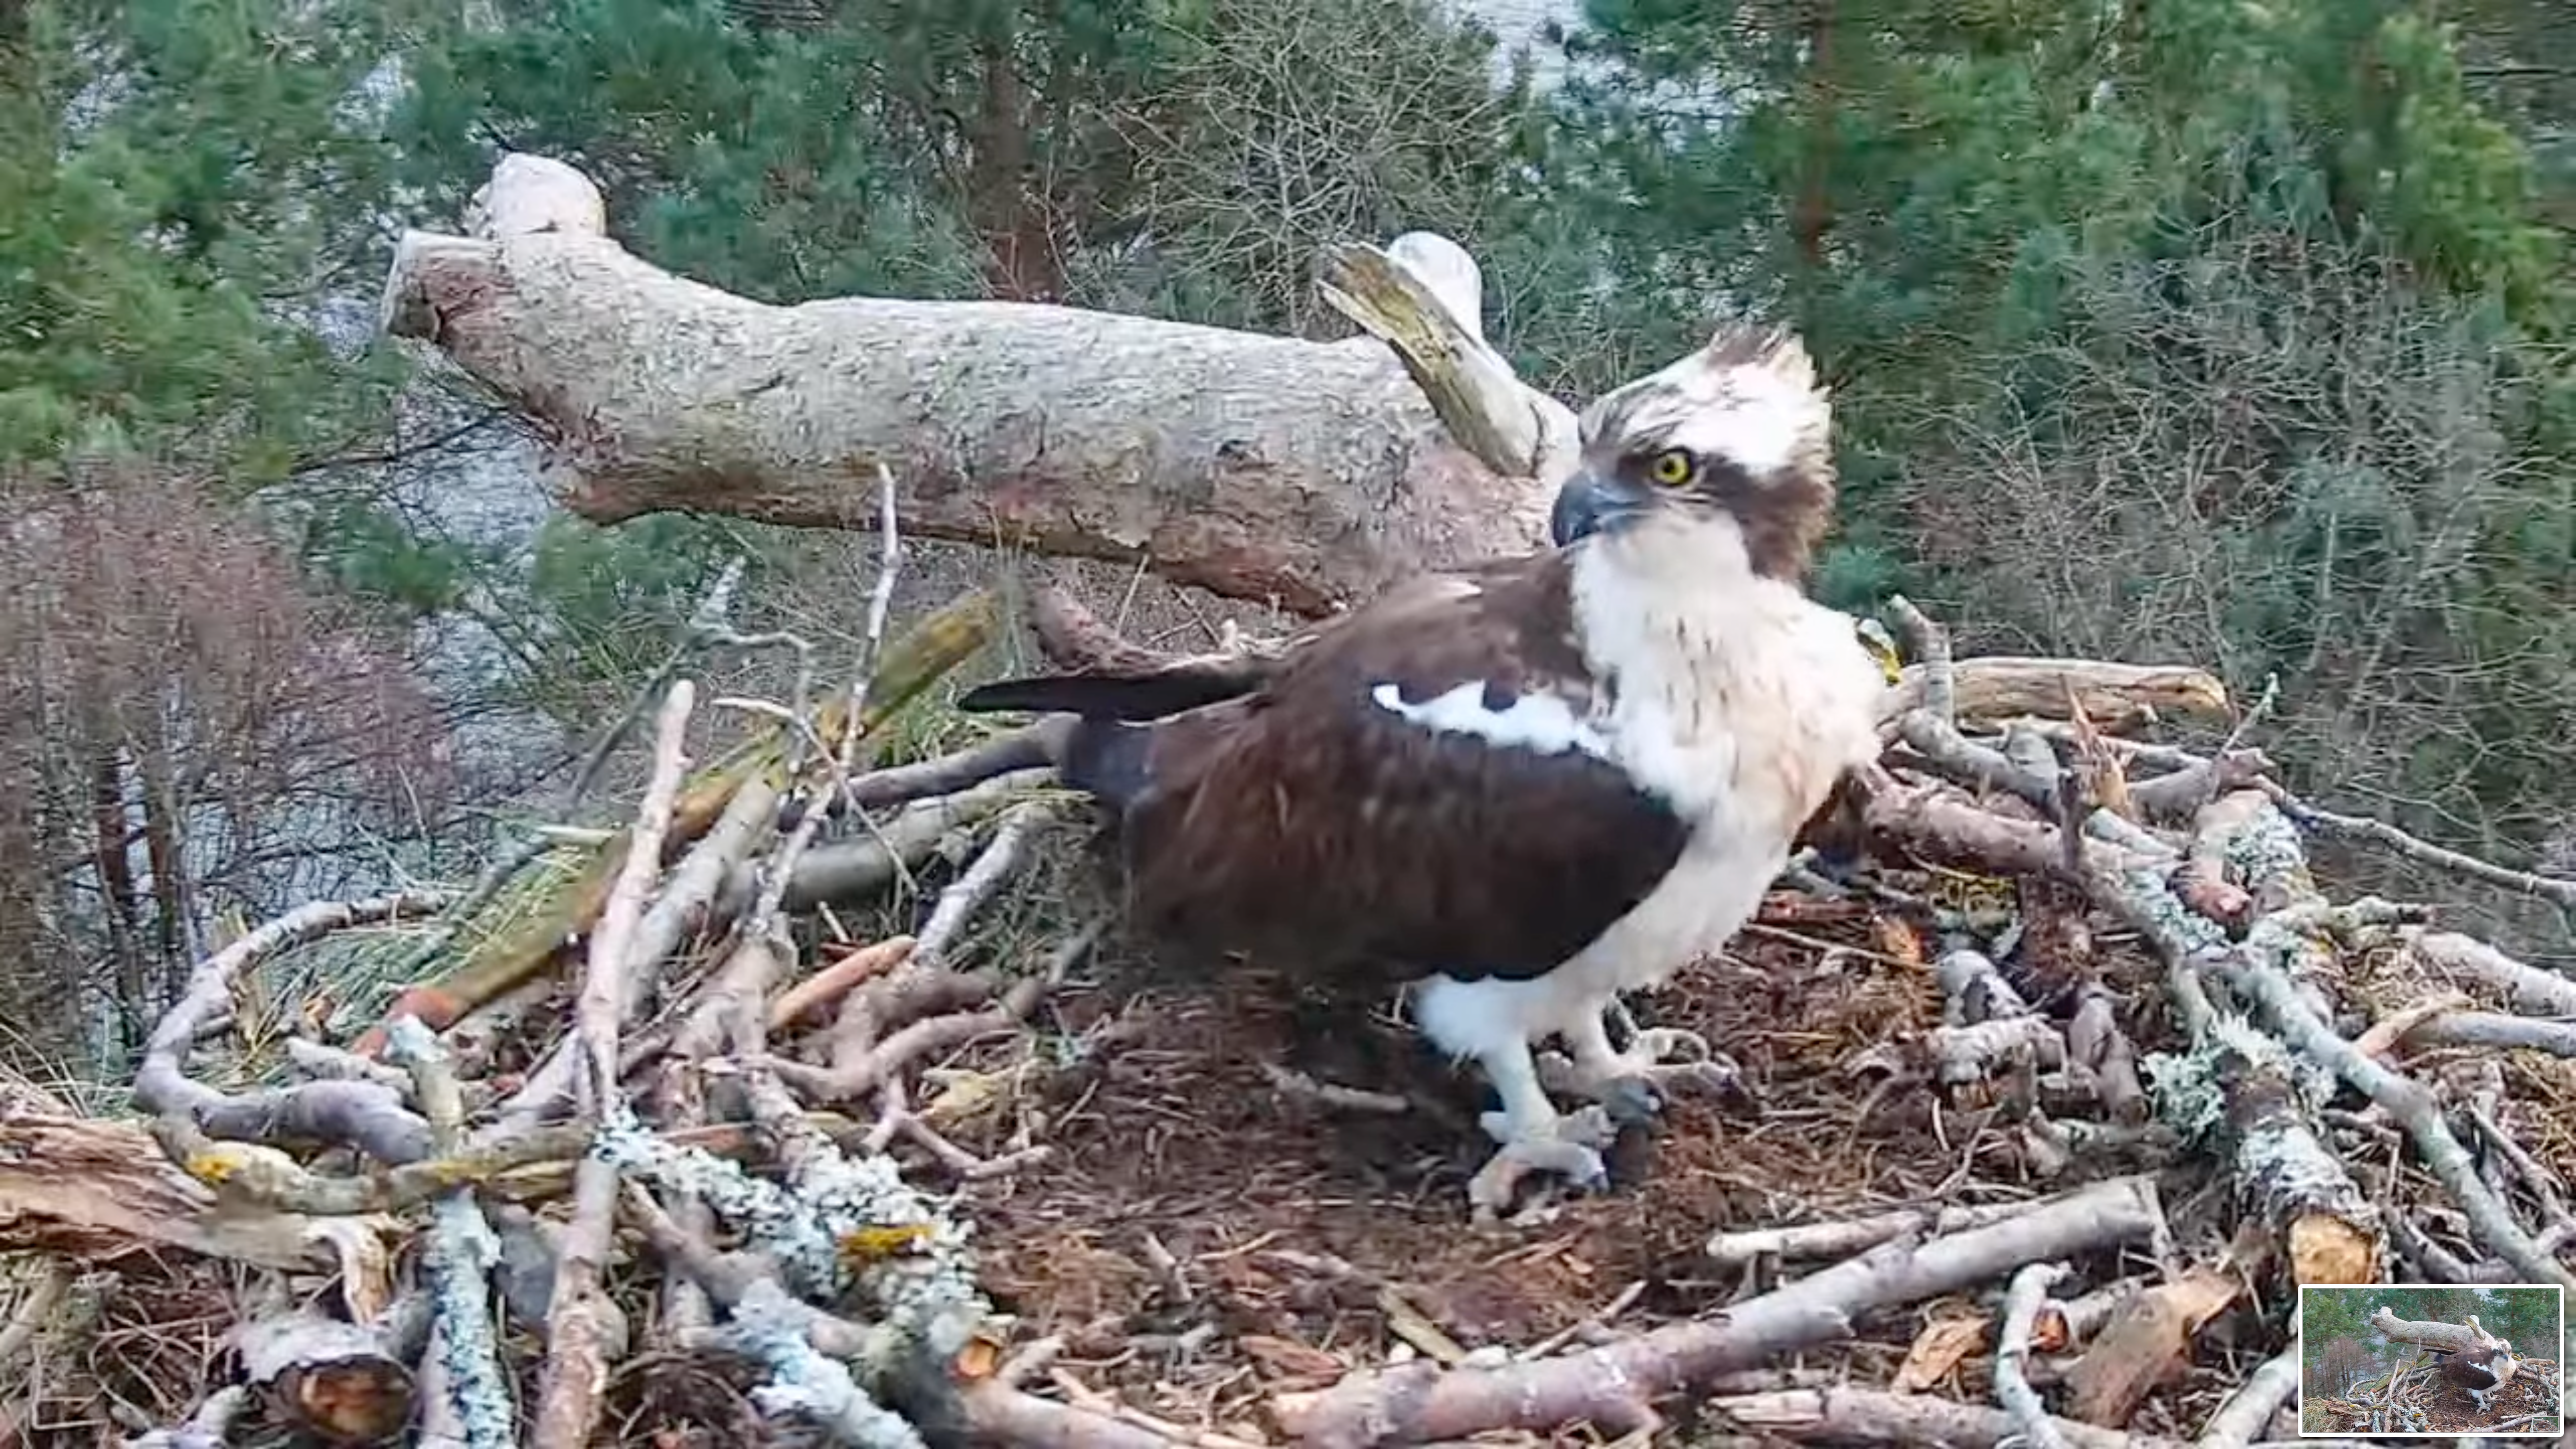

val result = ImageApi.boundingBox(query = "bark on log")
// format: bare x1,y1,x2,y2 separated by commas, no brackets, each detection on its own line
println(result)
1884,657,2233,730
0,1112,336,1270
379,153,1551,617
2369,1306,2511,1355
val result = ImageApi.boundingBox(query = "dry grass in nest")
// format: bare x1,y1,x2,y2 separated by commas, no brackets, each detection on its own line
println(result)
599,1349,777,1446
933,901,2064,1424
6,1253,248,1445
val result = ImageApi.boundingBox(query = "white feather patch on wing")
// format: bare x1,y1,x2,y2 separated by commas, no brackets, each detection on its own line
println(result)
1368,680,1612,759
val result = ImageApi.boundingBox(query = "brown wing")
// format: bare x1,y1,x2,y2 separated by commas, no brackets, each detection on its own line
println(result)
1111,552,1691,985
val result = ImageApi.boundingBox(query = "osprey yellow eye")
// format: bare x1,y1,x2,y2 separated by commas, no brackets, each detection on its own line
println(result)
1646,449,1695,487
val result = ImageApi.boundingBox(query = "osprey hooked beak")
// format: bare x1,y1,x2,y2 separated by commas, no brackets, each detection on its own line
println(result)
1548,467,1654,546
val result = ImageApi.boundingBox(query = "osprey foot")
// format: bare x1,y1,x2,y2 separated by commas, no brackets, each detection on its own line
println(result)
1466,1104,1617,1218
1548,1026,1746,1126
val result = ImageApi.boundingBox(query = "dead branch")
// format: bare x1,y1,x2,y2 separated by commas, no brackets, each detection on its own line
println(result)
910,798,1065,971
528,680,695,1449
842,722,1070,813
2066,788,2378,1287
1270,1174,2167,1446
1260,1063,1413,1116
1882,658,2232,731
1936,945,2035,1024
2400,929,2576,1016
2400,1011,2576,1057
772,936,918,1035
2214,903,2574,1292
1996,1261,2073,1449
1703,1192,2076,1269
0,1111,336,1268
387,1015,516,1445
2267,787,2576,919
1930,1014,2067,1084
133,890,455,1166
1706,1387,2189,1449
773,970,1045,1106
2367,1306,2511,1355
625,764,782,1019
751,768,1056,915
1313,234,1580,482
2196,1344,2298,1447
380,153,1550,616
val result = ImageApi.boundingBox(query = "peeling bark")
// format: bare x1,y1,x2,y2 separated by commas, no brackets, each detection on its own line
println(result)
0,1112,335,1270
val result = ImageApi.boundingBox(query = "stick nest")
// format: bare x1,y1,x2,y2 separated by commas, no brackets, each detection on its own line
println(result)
6,589,2575,1449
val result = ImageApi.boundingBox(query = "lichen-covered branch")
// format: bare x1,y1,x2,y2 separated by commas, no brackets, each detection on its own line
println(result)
387,1016,516,1448
1270,1175,2167,1446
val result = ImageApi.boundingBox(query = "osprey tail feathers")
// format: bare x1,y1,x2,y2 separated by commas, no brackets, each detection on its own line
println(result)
953,656,1263,722
954,669,1245,811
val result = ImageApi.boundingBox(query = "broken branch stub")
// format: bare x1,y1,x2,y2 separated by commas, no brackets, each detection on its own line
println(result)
380,153,1550,617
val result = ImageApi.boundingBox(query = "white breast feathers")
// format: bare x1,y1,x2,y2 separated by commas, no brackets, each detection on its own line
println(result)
1570,534,1887,836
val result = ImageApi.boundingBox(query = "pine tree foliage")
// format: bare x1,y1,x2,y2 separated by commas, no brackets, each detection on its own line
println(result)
1557,0,2576,890
0,0,455,1075
4,0,2575,1074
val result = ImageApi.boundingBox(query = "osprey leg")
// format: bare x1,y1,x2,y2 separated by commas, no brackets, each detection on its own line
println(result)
1550,999,1743,1123
1464,1037,1616,1215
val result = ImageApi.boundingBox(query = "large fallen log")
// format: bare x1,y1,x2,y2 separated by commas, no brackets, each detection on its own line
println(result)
378,154,1561,617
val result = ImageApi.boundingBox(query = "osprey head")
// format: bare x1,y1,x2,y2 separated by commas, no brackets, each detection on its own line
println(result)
1548,323,1834,581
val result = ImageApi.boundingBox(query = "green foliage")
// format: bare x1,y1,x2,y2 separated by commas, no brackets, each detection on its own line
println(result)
0,0,408,477
2300,1284,2562,1359
1074,0,1539,334
1557,0,2576,868
395,0,986,305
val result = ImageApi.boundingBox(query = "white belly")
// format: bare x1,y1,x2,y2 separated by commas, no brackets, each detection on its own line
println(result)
1410,545,1887,1060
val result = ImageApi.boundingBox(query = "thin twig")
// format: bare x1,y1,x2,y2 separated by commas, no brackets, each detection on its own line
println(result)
528,680,697,1449
2266,783,2576,916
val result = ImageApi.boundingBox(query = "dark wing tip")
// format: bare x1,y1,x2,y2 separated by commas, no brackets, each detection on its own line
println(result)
955,670,1253,721
954,677,1079,715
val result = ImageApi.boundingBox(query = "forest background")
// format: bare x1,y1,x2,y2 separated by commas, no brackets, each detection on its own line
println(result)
1,0,2571,1083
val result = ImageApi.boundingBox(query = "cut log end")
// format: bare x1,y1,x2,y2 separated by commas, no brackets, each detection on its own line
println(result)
469,152,610,241
266,1357,417,1446
2287,1213,2379,1286
237,1311,418,1445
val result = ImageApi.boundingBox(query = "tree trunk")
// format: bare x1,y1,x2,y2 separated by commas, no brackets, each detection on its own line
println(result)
379,155,1550,618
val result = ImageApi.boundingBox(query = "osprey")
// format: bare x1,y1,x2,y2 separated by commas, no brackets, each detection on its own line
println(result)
956,326,1891,1212
2435,1330,2519,1413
